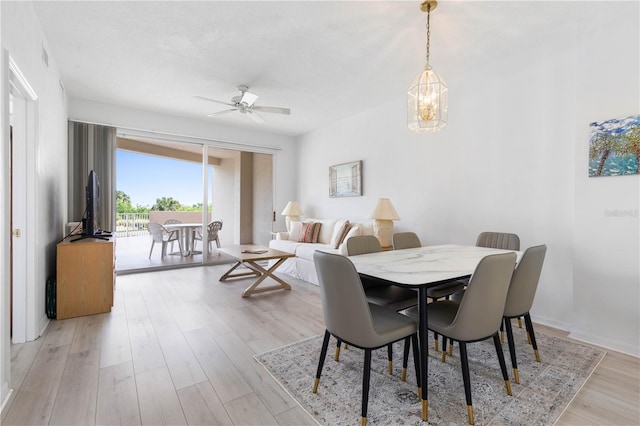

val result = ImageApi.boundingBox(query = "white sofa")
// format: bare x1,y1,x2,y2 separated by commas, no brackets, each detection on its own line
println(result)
268,218,375,285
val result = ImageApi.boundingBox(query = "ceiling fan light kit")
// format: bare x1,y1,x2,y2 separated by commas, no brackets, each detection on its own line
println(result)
408,0,448,134
197,85,291,124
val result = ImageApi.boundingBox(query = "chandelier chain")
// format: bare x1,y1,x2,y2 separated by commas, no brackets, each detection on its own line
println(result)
425,6,431,64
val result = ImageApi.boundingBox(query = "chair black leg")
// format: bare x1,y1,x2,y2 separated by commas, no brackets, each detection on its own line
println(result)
313,330,331,393
411,334,421,397
362,349,372,425
458,341,474,425
441,336,447,362
402,337,410,381
335,338,342,361
387,344,393,375
524,313,540,362
492,333,512,396
504,317,519,383
500,318,505,342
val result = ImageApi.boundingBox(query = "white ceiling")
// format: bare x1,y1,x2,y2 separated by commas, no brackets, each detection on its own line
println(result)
32,1,609,137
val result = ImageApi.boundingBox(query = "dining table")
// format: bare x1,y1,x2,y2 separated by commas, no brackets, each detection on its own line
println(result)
348,244,523,421
163,222,203,257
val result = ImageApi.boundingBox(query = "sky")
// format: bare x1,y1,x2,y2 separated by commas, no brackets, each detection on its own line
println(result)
117,150,211,208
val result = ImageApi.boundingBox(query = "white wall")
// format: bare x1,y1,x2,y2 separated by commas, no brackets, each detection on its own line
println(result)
571,8,640,355
296,3,639,356
1,0,69,407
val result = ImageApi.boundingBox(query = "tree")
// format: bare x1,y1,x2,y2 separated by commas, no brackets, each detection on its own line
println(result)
615,125,640,174
116,190,133,213
152,197,181,211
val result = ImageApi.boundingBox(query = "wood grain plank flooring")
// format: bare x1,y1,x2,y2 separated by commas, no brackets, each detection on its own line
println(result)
2,264,638,425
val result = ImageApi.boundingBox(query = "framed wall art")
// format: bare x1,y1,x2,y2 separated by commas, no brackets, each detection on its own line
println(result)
589,114,640,177
329,160,362,197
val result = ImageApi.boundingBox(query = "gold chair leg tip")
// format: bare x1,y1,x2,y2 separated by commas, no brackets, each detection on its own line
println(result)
388,361,393,375
467,405,474,425
434,341,439,352
361,416,367,426
312,378,319,393
401,368,407,382
514,369,520,384
505,380,513,396
534,349,541,362
422,399,428,421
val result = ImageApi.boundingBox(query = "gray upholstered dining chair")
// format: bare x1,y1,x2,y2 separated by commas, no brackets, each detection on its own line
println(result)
502,244,547,384
312,251,420,426
476,231,520,251
476,231,525,332
392,232,467,352
404,252,517,425
346,235,418,311
345,235,418,373
147,222,182,259
453,231,522,330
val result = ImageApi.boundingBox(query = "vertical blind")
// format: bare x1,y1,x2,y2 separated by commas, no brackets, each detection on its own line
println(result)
68,121,116,233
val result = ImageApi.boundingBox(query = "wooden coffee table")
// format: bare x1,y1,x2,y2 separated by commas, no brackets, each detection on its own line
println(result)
218,245,295,297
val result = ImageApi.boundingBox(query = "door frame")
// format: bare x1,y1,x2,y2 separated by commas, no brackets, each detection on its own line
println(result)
8,57,38,344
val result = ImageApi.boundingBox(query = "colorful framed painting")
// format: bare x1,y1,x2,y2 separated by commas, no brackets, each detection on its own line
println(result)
329,160,362,197
589,114,640,177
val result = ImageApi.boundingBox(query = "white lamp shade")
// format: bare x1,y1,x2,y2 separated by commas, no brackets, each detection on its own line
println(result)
367,198,400,220
281,201,304,216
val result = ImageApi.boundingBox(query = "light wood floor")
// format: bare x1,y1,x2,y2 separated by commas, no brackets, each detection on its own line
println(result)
2,265,639,425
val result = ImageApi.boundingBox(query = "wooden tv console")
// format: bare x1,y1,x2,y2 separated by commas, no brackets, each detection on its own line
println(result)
56,237,114,319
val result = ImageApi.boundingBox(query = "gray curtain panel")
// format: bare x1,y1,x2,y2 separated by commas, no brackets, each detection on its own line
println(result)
68,121,116,233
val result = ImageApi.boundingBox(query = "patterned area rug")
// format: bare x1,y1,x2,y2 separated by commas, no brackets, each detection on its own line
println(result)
255,328,605,425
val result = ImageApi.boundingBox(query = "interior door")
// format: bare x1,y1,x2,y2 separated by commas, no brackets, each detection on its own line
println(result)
10,91,28,343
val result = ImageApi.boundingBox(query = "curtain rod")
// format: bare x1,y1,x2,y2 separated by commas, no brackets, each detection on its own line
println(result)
68,119,282,153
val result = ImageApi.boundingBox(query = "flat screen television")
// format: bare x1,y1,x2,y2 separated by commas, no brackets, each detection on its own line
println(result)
72,170,110,242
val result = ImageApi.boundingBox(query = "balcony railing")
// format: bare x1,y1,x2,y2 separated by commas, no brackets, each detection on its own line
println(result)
115,213,149,237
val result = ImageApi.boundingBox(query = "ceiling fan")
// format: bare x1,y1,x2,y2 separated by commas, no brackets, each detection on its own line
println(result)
195,85,291,123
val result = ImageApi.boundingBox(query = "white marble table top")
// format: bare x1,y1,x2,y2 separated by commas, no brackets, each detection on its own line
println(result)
348,244,523,287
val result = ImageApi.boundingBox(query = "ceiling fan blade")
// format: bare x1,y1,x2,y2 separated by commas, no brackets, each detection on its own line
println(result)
247,110,266,123
253,106,291,115
207,109,237,117
240,91,259,107
195,95,235,107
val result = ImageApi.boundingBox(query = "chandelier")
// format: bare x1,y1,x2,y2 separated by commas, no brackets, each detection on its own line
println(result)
408,0,448,133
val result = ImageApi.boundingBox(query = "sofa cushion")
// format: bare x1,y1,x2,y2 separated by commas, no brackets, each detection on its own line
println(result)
295,243,335,262
269,239,300,254
330,219,350,248
289,221,303,241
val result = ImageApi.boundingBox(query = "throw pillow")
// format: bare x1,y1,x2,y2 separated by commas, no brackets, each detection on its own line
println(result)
289,221,303,241
299,222,322,243
338,225,362,255
330,219,350,248
336,223,353,247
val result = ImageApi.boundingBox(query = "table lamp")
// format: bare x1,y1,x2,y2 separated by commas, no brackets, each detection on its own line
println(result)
367,198,400,248
281,201,303,232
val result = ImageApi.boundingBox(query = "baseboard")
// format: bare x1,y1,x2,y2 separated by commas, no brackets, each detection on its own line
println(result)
0,384,12,415
568,330,640,358
531,314,639,357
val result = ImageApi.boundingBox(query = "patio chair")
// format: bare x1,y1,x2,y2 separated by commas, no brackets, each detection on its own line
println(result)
163,219,182,252
193,220,223,251
147,222,182,259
